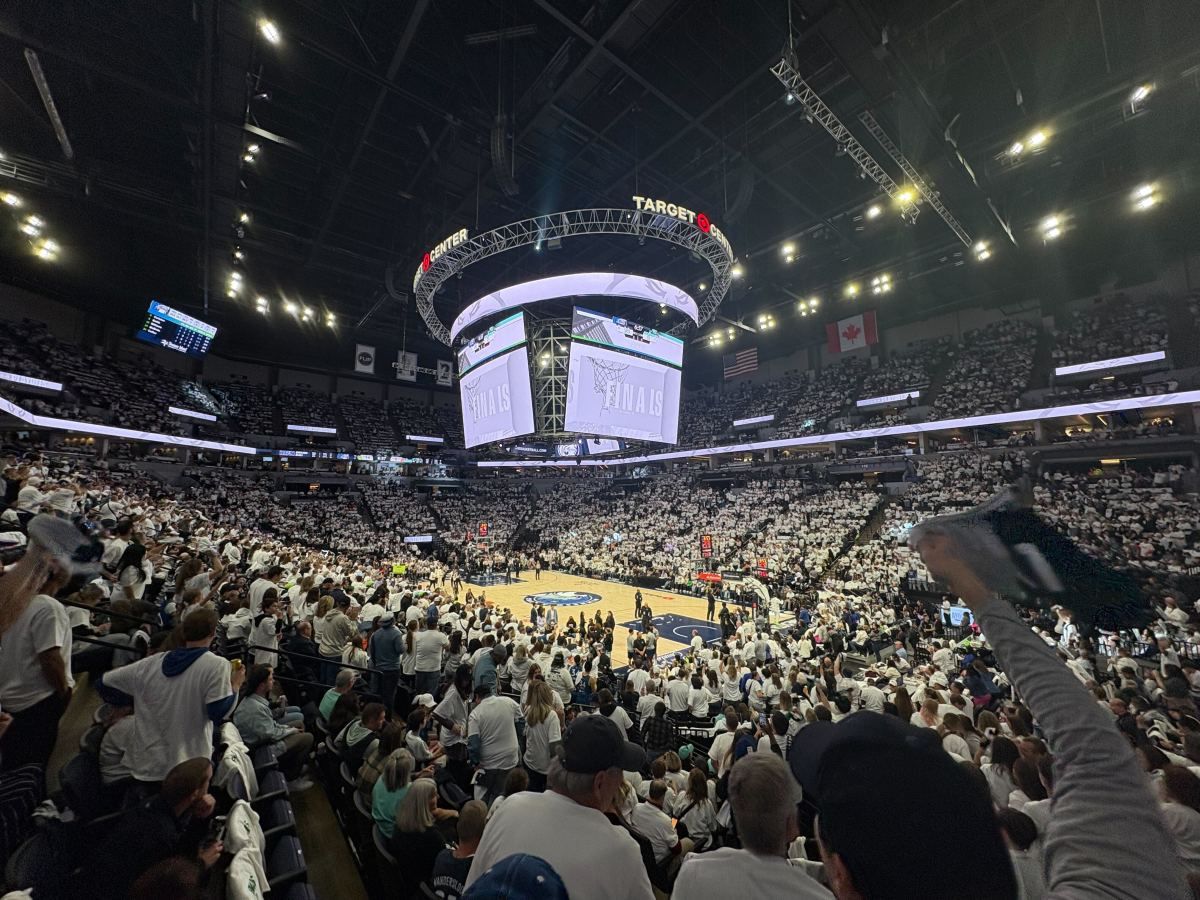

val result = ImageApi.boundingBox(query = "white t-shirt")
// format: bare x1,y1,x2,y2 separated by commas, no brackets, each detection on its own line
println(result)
466,790,653,900
247,577,276,616
99,715,136,784
673,847,832,899
604,705,633,735
629,800,678,863
522,713,562,774
434,685,469,749
468,695,521,770
709,731,737,776
0,594,73,711
101,649,232,781
413,629,449,673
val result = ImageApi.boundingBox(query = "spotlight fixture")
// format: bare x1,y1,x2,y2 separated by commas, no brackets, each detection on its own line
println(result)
865,204,882,220
284,301,298,315
731,263,744,279
1040,215,1062,241
800,310,808,317
784,254,794,264
895,189,915,205
870,273,893,295
247,143,261,155
785,91,796,105
19,219,41,237
781,242,796,257
33,238,58,260
1,191,22,207
845,283,859,297
301,307,313,320
1130,83,1153,106
726,327,735,337
258,18,281,44
233,249,244,261
698,282,707,291
974,240,992,262
1027,130,1047,148
809,296,819,308
238,211,250,224
1132,183,1160,210
255,296,268,307
242,153,256,164
325,312,335,328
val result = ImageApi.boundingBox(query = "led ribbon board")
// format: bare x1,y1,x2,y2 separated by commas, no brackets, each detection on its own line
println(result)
478,389,1200,467
857,390,920,408
451,273,699,342
0,371,63,392
1054,350,1166,377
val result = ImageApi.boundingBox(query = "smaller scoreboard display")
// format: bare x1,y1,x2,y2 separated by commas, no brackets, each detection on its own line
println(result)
700,534,714,559
135,301,218,358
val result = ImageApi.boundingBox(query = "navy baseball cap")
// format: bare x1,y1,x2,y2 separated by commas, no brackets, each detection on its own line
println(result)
562,714,645,774
790,714,1014,899
464,853,568,899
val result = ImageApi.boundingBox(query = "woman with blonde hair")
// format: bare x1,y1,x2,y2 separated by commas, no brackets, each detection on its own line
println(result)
390,779,450,896
311,594,335,647
522,680,562,792
371,748,415,838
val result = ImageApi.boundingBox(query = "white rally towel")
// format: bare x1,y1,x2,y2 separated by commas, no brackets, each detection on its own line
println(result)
225,799,266,856
825,311,878,353
355,344,376,374
227,846,270,900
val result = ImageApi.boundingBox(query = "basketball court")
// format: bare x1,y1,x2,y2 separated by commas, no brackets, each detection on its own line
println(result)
466,569,716,659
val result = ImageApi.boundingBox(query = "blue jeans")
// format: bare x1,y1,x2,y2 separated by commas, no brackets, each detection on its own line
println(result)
275,706,304,727
414,670,440,698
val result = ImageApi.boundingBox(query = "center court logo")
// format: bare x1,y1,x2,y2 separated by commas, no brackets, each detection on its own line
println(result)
523,591,601,607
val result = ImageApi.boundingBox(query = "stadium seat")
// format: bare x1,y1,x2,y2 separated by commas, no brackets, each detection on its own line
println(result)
285,883,319,900
266,835,308,891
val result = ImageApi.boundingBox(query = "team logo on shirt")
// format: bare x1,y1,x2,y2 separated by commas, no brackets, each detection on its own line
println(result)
523,591,601,607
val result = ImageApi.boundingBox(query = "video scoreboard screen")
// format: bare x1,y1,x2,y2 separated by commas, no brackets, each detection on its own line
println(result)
135,301,217,358
700,534,714,558
571,306,685,366
459,347,536,448
564,341,681,444
457,311,527,375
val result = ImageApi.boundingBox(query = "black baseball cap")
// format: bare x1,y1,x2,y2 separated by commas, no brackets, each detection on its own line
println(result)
790,715,1014,899
562,715,645,774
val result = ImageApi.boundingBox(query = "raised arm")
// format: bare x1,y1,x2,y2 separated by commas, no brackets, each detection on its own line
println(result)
917,533,1189,900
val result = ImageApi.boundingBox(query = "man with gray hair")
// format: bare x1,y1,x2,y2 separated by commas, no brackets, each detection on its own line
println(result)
672,753,829,898
466,714,652,899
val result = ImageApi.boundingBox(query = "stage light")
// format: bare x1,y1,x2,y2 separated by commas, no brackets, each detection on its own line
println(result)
800,310,808,317
238,211,250,224
1131,84,1153,104
325,313,335,328
757,314,767,325
974,240,991,261
227,288,237,298
785,92,796,105
781,242,795,256
259,18,281,44
301,307,313,320
810,296,819,307
659,304,667,313
1133,184,1160,210
845,283,859,297
19,222,41,237
255,296,267,306
698,282,707,291
233,248,244,261
1040,215,1062,240
865,204,882,219
784,254,794,264
34,238,57,260
284,301,298,315
0,192,21,207
731,263,744,279
896,189,915,205
243,153,256,164
1008,141,1024,157
1027,130,1047,148
247,143,261,155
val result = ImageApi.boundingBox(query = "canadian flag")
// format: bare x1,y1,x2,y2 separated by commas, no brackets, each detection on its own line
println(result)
826,310,879,353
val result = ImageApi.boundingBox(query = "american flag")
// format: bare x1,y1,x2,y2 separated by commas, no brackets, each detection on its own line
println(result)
722,347,758,379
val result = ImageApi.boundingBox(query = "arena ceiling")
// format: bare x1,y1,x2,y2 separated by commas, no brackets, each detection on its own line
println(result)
0,0,1198,384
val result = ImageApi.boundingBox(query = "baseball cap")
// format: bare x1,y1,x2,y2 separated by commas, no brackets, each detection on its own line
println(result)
790,714,1013,899
463,853,568,900
414,693,436,709
379,612,396,625
561,714,645,774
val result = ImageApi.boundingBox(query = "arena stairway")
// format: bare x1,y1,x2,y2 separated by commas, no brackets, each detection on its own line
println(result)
854,495,900,546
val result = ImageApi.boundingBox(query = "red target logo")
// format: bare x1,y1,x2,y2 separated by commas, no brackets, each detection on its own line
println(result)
421,251,432,272
696,212,711,233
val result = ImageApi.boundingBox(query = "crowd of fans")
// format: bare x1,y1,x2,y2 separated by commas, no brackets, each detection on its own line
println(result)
929,319,1039,420
1052,295,1169,366
1,436,1199,898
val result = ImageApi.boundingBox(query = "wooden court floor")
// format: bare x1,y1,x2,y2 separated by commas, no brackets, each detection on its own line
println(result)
469,570,719,659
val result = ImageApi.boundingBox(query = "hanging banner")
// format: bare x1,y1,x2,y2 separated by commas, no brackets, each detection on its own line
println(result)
355,344,376,374
396,351,418,382
700,534,714,559
436,359,454,386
